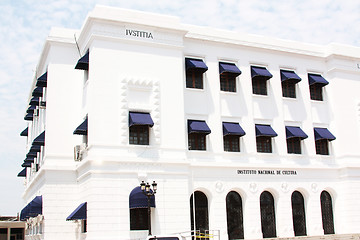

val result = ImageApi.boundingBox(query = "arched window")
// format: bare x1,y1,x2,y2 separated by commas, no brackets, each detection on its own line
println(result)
320,191,335,234
226,191,244,239
190,191,209,235
291,191,307,236
129,186,155,230
260,191,276,238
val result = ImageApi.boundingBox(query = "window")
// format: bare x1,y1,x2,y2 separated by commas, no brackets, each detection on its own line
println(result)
251,66,273,96
282,81,297,98
257,136,272,153
291,191,307,236
224,135,240,152
190,191,209,236
220,72,237,92
185,58,208,89
308,73,328,101
260,191,277,238
226,191,244,239
315,139,329,155
82,220,87,233
130,208,148,230
129,125,149,145
188,133,206,150
287,138,301,154
320,191,335,234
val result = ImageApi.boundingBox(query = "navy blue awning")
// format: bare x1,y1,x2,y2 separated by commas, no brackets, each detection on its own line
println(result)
36,72,47,87
20,205,29,220
27,151,37,157
129,112,154,127
251,66,273,80
129,187,155,209
67,202,87,221
223,122,246,136
280,70,301,83
30,145,41,153
255,124,278,137
20,127,28,137
33,131,45,146
24,114,33,121
285,126,308,139
22,162,31,168
27,105,36,114
188,120,211,135
27,196,42,218
75,52,89,70
17,168,26,177
73,118,88,135
24,156,35,163
308,73,329,86
219,62,241,76
29,97,39,106
32,87,43,97
314,128,336,141
185,58,208,73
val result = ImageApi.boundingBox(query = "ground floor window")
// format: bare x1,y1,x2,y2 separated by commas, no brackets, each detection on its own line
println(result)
130,208,148,230
260,191,276,238
291,191,307,236
190,191,209,237
226,191,244,239
321,191,335,234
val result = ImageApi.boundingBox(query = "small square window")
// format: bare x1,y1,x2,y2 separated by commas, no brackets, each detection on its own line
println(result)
282,81,296,98
224,135,240,152
129,125,149,145
188,133,206,150
220,72,237,92
310,84,323,101
186,68,203,89
287,138,301,154
315,139,329,155
252,78,267,95
256,136,272,153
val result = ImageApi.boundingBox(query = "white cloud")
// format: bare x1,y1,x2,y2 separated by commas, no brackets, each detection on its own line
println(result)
0,0,359,215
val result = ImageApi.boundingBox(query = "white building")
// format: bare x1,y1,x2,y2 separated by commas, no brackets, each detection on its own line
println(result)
17,5,360,240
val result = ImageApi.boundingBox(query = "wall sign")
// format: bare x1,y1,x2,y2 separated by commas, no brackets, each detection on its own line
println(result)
237,169,297,176
125,29,153,39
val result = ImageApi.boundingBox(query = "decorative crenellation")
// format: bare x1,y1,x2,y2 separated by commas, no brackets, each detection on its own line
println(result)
119,76,160,146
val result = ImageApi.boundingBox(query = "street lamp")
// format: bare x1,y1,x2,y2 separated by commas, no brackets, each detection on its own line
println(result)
140,180,157,236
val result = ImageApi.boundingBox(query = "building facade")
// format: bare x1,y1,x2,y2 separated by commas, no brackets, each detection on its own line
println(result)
17,5,360,240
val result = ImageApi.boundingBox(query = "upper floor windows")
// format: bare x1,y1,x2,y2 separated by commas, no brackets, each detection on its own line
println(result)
255,124,277,153
223,122,245,152
129,112,154,145
308,73,328,101
185,58,208,89
75,51,89,71
251,66,273,95
285,126,308,154
280,70,301,98
188,120,211,151
219,62,241,92
314,128,335,155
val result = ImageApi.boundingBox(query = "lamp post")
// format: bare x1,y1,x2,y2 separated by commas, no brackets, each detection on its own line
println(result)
140,180,157,236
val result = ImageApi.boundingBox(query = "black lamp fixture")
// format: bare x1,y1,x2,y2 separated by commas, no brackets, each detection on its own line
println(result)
140,180,157,235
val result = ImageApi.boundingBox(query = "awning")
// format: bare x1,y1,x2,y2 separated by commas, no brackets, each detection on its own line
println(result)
75,52,89,70
251,66,273,80
20,205,29,220
223,122,246,136
73,118,88,135
129,112,154,127
32,87,43,97
22,162,31,168
219,62,241,76
314,128,336,141
24,114,33,121
25,196,42,218
27,151,37,158
185,58,208,73
17,168,26,177
36,72,47,87
255,124,278,137
24,156,35,163
280,70,301,83
308,73,329,86
29,97,39,106
188,120,211,135
66,202,87,221
129,186,155,209
20,127,28,137
27,105,36,114
285,126,308,139
33,131,45,146
30,145,41,153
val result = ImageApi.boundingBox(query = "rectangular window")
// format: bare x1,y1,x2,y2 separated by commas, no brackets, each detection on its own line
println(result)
256,136,272,153
129,125,149,145
315,139,329,155
188,133,206,150
287,138,301,154
310,84,323,101
82,220,87,233
220,72,237,92
130,208,148,230
282,81,296,98
186,69,203,89
224,135,240,152
252,78,267,95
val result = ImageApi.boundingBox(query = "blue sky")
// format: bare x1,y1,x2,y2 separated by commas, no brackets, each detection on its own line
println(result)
0,0,359,215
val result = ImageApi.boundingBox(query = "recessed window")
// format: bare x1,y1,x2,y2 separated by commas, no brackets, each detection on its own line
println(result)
256,136,272,153
314,127,335,155
82,220,87,233
128,112,154,146
285,126,308,154
308,73,329,101
219,62,241,92
223,122,245,152
287,138,301,154
185,58,208,89
280,70,301,98
224,135,240,152
251,66,273,96
315,139,329,155
130,208,148,230
188,120,211,151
